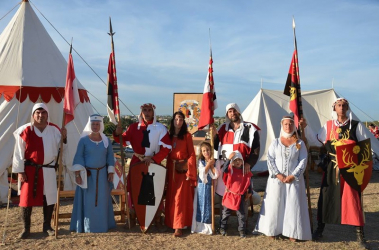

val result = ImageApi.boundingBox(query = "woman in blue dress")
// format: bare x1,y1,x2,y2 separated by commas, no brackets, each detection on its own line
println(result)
70,114,116,233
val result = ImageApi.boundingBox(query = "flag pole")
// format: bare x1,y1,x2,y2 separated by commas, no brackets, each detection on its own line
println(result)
293,17,313,233
54,40,73,238
208,28,216,235
108,17,130,229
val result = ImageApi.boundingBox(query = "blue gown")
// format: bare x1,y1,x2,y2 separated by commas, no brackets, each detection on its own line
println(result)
191,159,219,234
70,136,116,233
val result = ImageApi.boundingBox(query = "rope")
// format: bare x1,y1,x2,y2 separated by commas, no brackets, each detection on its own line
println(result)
0,1,20,21
29,1,137,118
336,90,378,123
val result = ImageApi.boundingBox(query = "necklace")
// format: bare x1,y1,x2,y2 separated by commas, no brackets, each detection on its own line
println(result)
173,135,177,149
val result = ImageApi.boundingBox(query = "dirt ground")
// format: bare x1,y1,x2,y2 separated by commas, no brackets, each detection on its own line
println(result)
1,169,378,250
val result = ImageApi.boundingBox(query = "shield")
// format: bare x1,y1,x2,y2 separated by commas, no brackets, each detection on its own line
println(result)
336,138,372,192
130,161,166,232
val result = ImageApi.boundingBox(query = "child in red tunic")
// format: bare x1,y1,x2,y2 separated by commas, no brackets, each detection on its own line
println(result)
220,151,252,238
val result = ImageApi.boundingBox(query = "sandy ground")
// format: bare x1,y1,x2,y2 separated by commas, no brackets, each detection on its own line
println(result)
1,169,378,250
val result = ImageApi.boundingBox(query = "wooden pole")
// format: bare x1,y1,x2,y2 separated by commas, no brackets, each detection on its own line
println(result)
292,17,313,233
210,125,215,234
54,113,65,238
108,18,130,228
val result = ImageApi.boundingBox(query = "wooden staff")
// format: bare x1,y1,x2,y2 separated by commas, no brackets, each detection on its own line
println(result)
54,113,65,238
210,125,215,234
108,18,130,229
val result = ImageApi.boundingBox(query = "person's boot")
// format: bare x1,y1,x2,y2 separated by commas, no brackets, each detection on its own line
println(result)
18,207,32,239
356,226,369,249
42,203,55,236
312,222,325,241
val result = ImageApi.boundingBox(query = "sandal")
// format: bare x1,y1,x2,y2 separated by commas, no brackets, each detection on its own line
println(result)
174,229,182,237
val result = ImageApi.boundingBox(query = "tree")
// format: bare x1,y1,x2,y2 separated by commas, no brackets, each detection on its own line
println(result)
103,116,135,135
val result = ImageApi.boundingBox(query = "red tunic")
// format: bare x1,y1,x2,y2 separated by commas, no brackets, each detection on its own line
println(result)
164,133,197,229
222,166,252,211
114,120,171,192
15,123,61,207
325,120,364,226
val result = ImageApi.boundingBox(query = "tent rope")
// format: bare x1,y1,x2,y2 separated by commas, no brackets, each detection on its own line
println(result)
29,1,137,118
335,90,378,123
0,2,20,22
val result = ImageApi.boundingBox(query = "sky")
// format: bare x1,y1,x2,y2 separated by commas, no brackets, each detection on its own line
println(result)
0,0,378,120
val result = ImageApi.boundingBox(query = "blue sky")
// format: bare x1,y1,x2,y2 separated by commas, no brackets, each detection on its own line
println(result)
0,0,378,120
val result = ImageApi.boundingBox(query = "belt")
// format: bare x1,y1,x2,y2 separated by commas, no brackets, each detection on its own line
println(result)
134,153,146,161
24,160,55,198
225,187,244,196
86,165,106,207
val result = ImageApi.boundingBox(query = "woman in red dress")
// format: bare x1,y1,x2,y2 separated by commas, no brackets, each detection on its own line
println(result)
164,111,197,237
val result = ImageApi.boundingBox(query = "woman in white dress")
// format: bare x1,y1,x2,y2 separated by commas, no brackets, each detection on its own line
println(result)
254,115,311,241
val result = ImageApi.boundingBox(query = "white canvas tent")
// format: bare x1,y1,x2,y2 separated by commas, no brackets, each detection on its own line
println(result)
241,88,361,171
0,1,93,203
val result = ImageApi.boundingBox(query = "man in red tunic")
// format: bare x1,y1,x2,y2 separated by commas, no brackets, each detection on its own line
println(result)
301,98,379,248
12,103,67,239
114,103,171,228
212,103,260,232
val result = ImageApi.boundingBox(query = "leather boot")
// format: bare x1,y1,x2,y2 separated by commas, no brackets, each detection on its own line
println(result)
43,201,55,236
18,207,32,239
312,222,325,241
356,226,369,249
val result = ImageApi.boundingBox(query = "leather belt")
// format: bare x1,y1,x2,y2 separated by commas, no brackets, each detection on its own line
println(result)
86,165,106,207
24,160,55,198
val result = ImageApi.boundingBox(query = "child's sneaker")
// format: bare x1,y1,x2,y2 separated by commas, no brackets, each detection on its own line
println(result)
219,228,227,236
239,230,246,238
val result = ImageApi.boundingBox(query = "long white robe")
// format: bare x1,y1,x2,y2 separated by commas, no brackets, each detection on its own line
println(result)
254,138,312,240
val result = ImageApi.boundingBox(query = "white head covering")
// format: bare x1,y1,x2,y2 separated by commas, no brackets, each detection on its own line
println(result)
225,103,243,124
81,114,109,148
280,116,297,139
230,150,245,176
30,103,49,130
138,103,157,129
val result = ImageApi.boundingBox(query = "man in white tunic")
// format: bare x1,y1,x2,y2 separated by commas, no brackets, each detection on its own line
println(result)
12,103,67,239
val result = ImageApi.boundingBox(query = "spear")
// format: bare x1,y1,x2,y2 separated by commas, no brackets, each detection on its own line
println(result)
107,17,131,229
198,28,218,234
286,17,313,233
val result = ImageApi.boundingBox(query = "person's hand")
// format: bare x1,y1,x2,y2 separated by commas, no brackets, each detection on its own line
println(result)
75,174,82,185
244,162,251,175
284,175,295,183
207,159,215,168
143,156,154,166
108,173,114,182
245,192,252,201
228,152,236,160
276,173,287,183
209,124,217,136
61,128,67,140
18,173,27,182
299,118,307,129
115,125,123,136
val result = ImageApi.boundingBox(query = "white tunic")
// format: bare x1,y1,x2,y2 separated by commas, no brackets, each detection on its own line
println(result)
254,138,312,240
13,123,62,205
